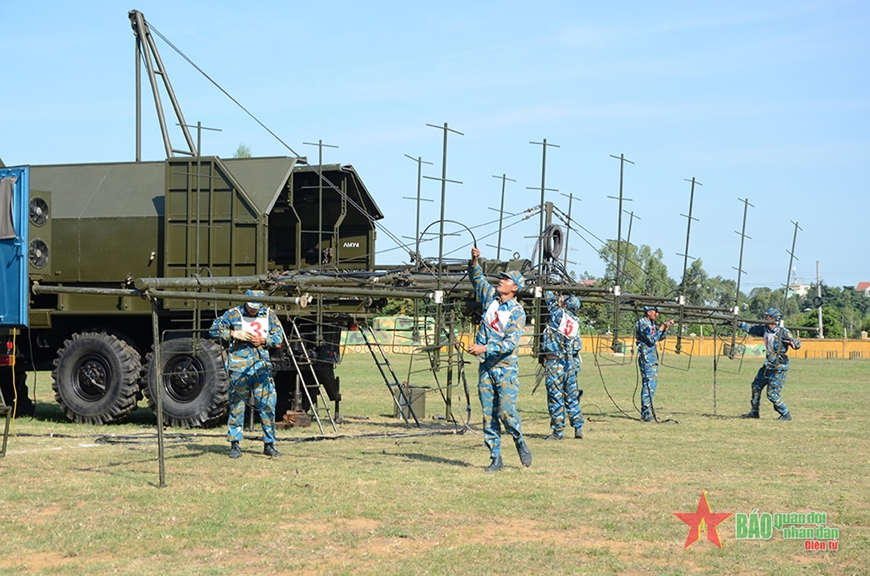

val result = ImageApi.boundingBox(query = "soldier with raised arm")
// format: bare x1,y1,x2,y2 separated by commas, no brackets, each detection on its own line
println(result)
467,246,532,471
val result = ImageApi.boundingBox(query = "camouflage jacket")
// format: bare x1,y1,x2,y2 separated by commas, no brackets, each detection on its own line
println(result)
635,316,668,363
738,322,801,369
469,262,526,368
541,290,583,359
209,305,285,374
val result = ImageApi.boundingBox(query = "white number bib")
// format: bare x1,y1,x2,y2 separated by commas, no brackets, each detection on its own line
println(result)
558,313,580,339
483,300,510,337
241,317,266,339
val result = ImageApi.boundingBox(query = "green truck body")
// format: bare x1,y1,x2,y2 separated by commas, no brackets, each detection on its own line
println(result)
1,156,383,426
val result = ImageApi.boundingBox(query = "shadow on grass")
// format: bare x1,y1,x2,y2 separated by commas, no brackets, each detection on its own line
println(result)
372,450,474,468
27,400,161,426
337,416,472,435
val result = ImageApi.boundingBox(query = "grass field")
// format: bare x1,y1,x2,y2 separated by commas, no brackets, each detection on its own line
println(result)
1,353,868,575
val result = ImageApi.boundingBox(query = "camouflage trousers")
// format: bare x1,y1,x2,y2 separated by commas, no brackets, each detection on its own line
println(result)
749,365,789,416
478,364,525,459
227,368,277,444
544,357,584,436
639,358,658,420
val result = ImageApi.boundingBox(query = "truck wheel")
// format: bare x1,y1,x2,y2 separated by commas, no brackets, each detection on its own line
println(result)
51,332,142,424
144,338,229,428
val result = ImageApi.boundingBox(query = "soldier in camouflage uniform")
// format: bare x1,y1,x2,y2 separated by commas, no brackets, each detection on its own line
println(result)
468,246,532,472
635,305,674,422
738,307,801,420
541,291,585,440
210,289,286,458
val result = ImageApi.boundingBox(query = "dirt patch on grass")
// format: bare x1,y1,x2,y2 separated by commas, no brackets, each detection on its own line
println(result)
0,551,112,573
268,513,664,572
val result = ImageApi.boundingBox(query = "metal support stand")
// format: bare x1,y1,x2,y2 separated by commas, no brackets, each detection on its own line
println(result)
0,389,11,457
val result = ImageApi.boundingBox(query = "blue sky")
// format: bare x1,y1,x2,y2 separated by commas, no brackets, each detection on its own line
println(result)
2,1,868,291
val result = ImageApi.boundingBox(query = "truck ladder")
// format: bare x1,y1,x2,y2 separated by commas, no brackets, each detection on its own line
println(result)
283,319,337,434
359,325,420,428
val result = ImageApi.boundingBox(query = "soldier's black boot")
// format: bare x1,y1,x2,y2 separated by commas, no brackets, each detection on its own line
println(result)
741,411,759,419
229,441,241,459
264,443,282,458
516,440,532,467
485,455,503,472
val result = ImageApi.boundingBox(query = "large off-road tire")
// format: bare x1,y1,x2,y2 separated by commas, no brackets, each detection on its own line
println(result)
51,332,142,424
144,338,229,428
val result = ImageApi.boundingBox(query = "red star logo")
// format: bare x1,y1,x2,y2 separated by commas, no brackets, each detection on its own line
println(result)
674,491,733,549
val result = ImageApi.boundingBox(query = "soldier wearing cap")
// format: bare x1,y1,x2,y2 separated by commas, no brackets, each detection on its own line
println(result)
210,289,286,458
737,307,801,420
541,290,585,440
468,246,532,471
635,305,675,422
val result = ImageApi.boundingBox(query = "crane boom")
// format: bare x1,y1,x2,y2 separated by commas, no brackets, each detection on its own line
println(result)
129,9,197,160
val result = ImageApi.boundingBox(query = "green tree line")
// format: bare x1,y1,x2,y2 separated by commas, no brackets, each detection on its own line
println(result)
587,241,870,339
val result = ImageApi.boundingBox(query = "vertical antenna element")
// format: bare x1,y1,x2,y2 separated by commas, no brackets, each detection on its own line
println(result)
623,210,641,286
675,177,702,354
560,192,581,270
730,197,753,357
607,154,634,350
423,123,464,277
732,198,753,312
528,139,560,276
423,122,463,422
491,174,517,261
402,154,434,266
422,122,463,374
783,220,802,316
527,140,559,359
677,177,703,298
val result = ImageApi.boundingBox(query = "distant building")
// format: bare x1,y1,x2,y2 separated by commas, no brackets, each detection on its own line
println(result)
577,279,596,287
787,283,811,298
857,282,870,297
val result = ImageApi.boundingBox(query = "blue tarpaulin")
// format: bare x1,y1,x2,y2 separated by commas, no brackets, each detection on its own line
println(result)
0,166,29,328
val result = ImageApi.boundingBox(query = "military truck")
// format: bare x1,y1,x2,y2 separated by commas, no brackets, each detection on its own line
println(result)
0,156,383,426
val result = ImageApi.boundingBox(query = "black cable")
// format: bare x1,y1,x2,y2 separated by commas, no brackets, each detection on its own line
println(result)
552,205,678,298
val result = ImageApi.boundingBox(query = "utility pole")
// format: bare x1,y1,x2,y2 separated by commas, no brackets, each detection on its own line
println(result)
817,260,824,338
